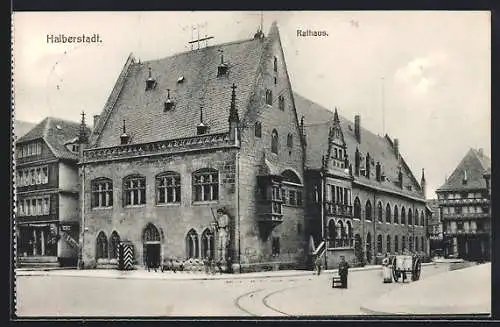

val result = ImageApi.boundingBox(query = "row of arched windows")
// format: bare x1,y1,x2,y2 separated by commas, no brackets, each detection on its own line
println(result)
186,228,215,259
268,129,294,155
352,197,425,227
327,219,353,248
376,234,426,254
91,168,219,208
96,231,121,259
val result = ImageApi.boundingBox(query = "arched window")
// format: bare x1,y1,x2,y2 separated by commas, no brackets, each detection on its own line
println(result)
271,129,279,154
394,235,399,253
421,212,425,226
281,170,303,207
193,168,219,202
377,201,383,222
143,223,161,242
254,121,262,138
415,237,419,253
328,219,336,248
401,206,406,225
366,232,372,262
402,235,406,252
123,174,146,206
346,220,353,239
394,205,399,224
266,89,273,105
385,204,391,223
186,229,199,259
287,133,293,148
421,236,424,251
91,178,113,208
201,228,214,259
377,234,383,254
354,197,361,219
281,170,301,184
109,231,120,259
409,236,413,251
156,172,181,204
386,235,391,254
415,209,419,226
365,200,372,221
408,209,413,226
96,231,108,259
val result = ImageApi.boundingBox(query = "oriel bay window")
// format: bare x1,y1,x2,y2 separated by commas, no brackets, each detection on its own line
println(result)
325,184,352,216
91,178,113,208
156,172,181,204
257,175,283,223
123,175,146,206
193,168,219,202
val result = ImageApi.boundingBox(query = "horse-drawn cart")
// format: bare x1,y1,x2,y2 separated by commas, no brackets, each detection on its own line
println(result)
391,254,421,282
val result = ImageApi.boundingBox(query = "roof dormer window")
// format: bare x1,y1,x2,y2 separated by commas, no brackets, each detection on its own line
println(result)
177,76,185,84
145,67,157,91
164,89,175,111
217,49,228,77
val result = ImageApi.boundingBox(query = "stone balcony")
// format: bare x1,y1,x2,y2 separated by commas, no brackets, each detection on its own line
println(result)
325,202,353,217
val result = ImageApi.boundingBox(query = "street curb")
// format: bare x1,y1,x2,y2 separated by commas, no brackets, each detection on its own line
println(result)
15,262,436,281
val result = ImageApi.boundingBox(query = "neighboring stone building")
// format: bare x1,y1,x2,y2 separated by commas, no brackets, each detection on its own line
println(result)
426,199,444,257
15,117,90,267
79,23,306,272
294,94,429,268
436,148,491,261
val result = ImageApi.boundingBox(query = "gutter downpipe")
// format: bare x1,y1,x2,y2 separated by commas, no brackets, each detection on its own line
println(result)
321,169,326,270
235,129,241,273
78,155,85,270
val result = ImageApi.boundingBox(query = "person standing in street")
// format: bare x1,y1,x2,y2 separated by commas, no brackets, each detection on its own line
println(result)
382,253,392,283
338,256,350,288
315,256,322,276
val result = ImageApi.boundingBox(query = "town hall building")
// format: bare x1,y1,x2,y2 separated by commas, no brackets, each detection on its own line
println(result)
77,22,430,272
79,23,306,272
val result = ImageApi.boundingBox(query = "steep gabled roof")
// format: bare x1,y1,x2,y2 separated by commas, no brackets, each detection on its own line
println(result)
437,148,491,192
294,93,424,199
91,34,269,148
14,120,36,138
17,117,91,161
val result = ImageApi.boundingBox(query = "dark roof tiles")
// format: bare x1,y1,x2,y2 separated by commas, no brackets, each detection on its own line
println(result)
437,148,491,192
294,93,424,199
17,117,91,161
94,38,266,148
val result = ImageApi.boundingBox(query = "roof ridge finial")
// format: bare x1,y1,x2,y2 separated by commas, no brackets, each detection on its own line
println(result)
199,105,204,125
333,107,339,122
78,110,88,144
229,83,239,123
122,119,127,134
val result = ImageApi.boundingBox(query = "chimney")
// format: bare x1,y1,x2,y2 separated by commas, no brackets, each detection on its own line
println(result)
355,147,360,176
394,138,399,159
354,115,361,143
93,115,100,128
365,152,371,179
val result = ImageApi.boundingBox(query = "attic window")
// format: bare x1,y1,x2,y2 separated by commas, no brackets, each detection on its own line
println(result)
217,48,228,77
145,67,157,91
177,76,185,84
164,89,175,111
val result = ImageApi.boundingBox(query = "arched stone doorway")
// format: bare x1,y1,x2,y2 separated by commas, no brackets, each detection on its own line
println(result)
143,223,162,268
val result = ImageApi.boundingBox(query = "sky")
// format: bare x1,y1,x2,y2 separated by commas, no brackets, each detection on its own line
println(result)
12,11,491,198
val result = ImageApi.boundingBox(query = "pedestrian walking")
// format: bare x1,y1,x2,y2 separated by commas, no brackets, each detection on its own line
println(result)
338,256,350,288
315,256,322,276
382,253,392,283
204,257,210,274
